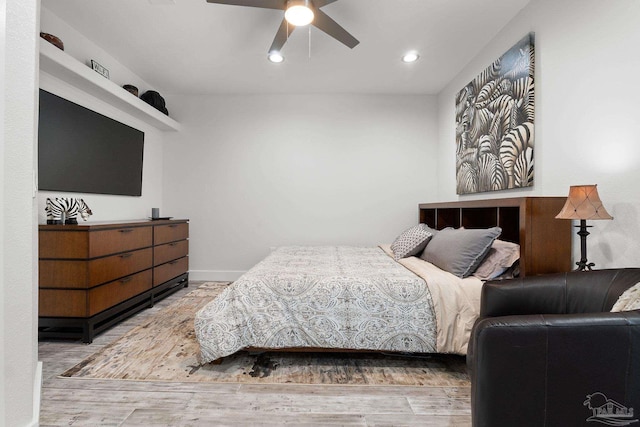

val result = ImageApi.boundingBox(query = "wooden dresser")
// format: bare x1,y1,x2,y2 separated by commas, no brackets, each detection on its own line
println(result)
38,219,189,343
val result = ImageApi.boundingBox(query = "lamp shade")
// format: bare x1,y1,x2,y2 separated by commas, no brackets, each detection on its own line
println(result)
555,185,613,220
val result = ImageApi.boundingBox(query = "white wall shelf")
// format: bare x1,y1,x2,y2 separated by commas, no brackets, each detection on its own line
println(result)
39,39,181,132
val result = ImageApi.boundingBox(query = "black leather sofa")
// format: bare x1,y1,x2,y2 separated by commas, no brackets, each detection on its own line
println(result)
468,268,640,427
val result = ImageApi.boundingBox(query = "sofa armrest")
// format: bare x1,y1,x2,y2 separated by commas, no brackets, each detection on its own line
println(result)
470,310,640,427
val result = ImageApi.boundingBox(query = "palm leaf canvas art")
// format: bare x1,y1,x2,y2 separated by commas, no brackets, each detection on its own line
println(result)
455,33,534,195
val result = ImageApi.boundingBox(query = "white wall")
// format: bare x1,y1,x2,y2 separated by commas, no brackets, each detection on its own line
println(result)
164,94,438,280
40,7,156,99
436,0,640,268
0,0,6,421
37,6,166,223
2,0,40,425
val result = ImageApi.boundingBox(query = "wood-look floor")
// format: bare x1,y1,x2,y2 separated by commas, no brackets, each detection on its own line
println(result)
38,283,472,426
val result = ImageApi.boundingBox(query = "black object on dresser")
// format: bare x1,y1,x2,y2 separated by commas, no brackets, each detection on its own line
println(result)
38,219,189,343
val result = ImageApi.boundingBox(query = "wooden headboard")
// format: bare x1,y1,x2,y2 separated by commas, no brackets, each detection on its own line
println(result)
418,197,572,277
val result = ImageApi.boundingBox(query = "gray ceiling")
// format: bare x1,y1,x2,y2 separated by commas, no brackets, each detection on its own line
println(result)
41,0,530,95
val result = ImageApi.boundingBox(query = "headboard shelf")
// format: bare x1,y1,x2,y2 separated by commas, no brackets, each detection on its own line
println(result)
419,197,571,277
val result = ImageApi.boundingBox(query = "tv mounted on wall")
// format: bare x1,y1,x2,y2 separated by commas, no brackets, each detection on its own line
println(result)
38,89,145,197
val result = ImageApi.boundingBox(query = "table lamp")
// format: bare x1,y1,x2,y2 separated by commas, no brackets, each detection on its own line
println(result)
556,185,613,271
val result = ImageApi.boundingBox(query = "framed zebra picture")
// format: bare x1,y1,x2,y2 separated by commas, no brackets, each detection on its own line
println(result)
455,33,534,195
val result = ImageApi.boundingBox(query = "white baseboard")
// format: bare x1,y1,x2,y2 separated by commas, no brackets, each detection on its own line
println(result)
188,270,246,282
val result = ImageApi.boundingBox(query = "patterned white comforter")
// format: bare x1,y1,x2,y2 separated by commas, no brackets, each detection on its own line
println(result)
195,246,482,363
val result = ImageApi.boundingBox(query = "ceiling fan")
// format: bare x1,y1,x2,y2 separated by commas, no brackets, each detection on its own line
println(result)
205,0,359,54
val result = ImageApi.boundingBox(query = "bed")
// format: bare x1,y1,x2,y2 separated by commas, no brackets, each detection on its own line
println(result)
195,197,571,364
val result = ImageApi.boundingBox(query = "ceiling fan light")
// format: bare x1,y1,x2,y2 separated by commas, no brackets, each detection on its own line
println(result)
402,52,420,63
268,52,285,63
285,0,314,26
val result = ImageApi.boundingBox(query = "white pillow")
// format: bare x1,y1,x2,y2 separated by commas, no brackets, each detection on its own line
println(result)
611,282,640,312
473,240,521,280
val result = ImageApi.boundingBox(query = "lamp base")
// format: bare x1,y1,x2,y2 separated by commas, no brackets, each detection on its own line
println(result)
575,260,595,272
574,220,594,272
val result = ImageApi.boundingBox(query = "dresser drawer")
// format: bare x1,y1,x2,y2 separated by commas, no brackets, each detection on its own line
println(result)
89,248,153,287
39,225,153,259
154,222,189,245
39,269,152,317
39,288,87,317
89,226,153,258
154,240,188,266
88,270,152,316
39,258,88,289
39,230,90,259
40,247,153,288
154,256,188,286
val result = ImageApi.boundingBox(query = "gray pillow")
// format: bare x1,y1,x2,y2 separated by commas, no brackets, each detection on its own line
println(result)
420,227,502,278
390,224,434,261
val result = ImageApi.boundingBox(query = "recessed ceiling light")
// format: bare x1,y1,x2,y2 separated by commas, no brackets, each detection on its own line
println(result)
402,52,420,63
268,52,285,63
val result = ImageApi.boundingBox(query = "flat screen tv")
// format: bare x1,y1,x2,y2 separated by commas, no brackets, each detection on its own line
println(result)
38,89,145,196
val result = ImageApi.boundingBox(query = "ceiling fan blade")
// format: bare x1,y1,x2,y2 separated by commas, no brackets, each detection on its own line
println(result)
205,0,285,10
269,18,296,52
313,0,340,7
311,8,359,49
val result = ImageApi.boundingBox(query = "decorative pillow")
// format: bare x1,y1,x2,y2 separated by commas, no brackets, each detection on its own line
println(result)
611,282,640,312
420,226,502,278
390,224,434,261
473,239,521,280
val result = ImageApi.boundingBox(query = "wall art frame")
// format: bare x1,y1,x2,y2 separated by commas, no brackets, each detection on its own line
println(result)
455,33,535,195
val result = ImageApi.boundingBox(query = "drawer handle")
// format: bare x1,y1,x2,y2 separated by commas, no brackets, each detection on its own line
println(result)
168,225,178,228
169,242,178,247
169,260,179,265
120,277,132,284
119,229,134,233
119,253,133,259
